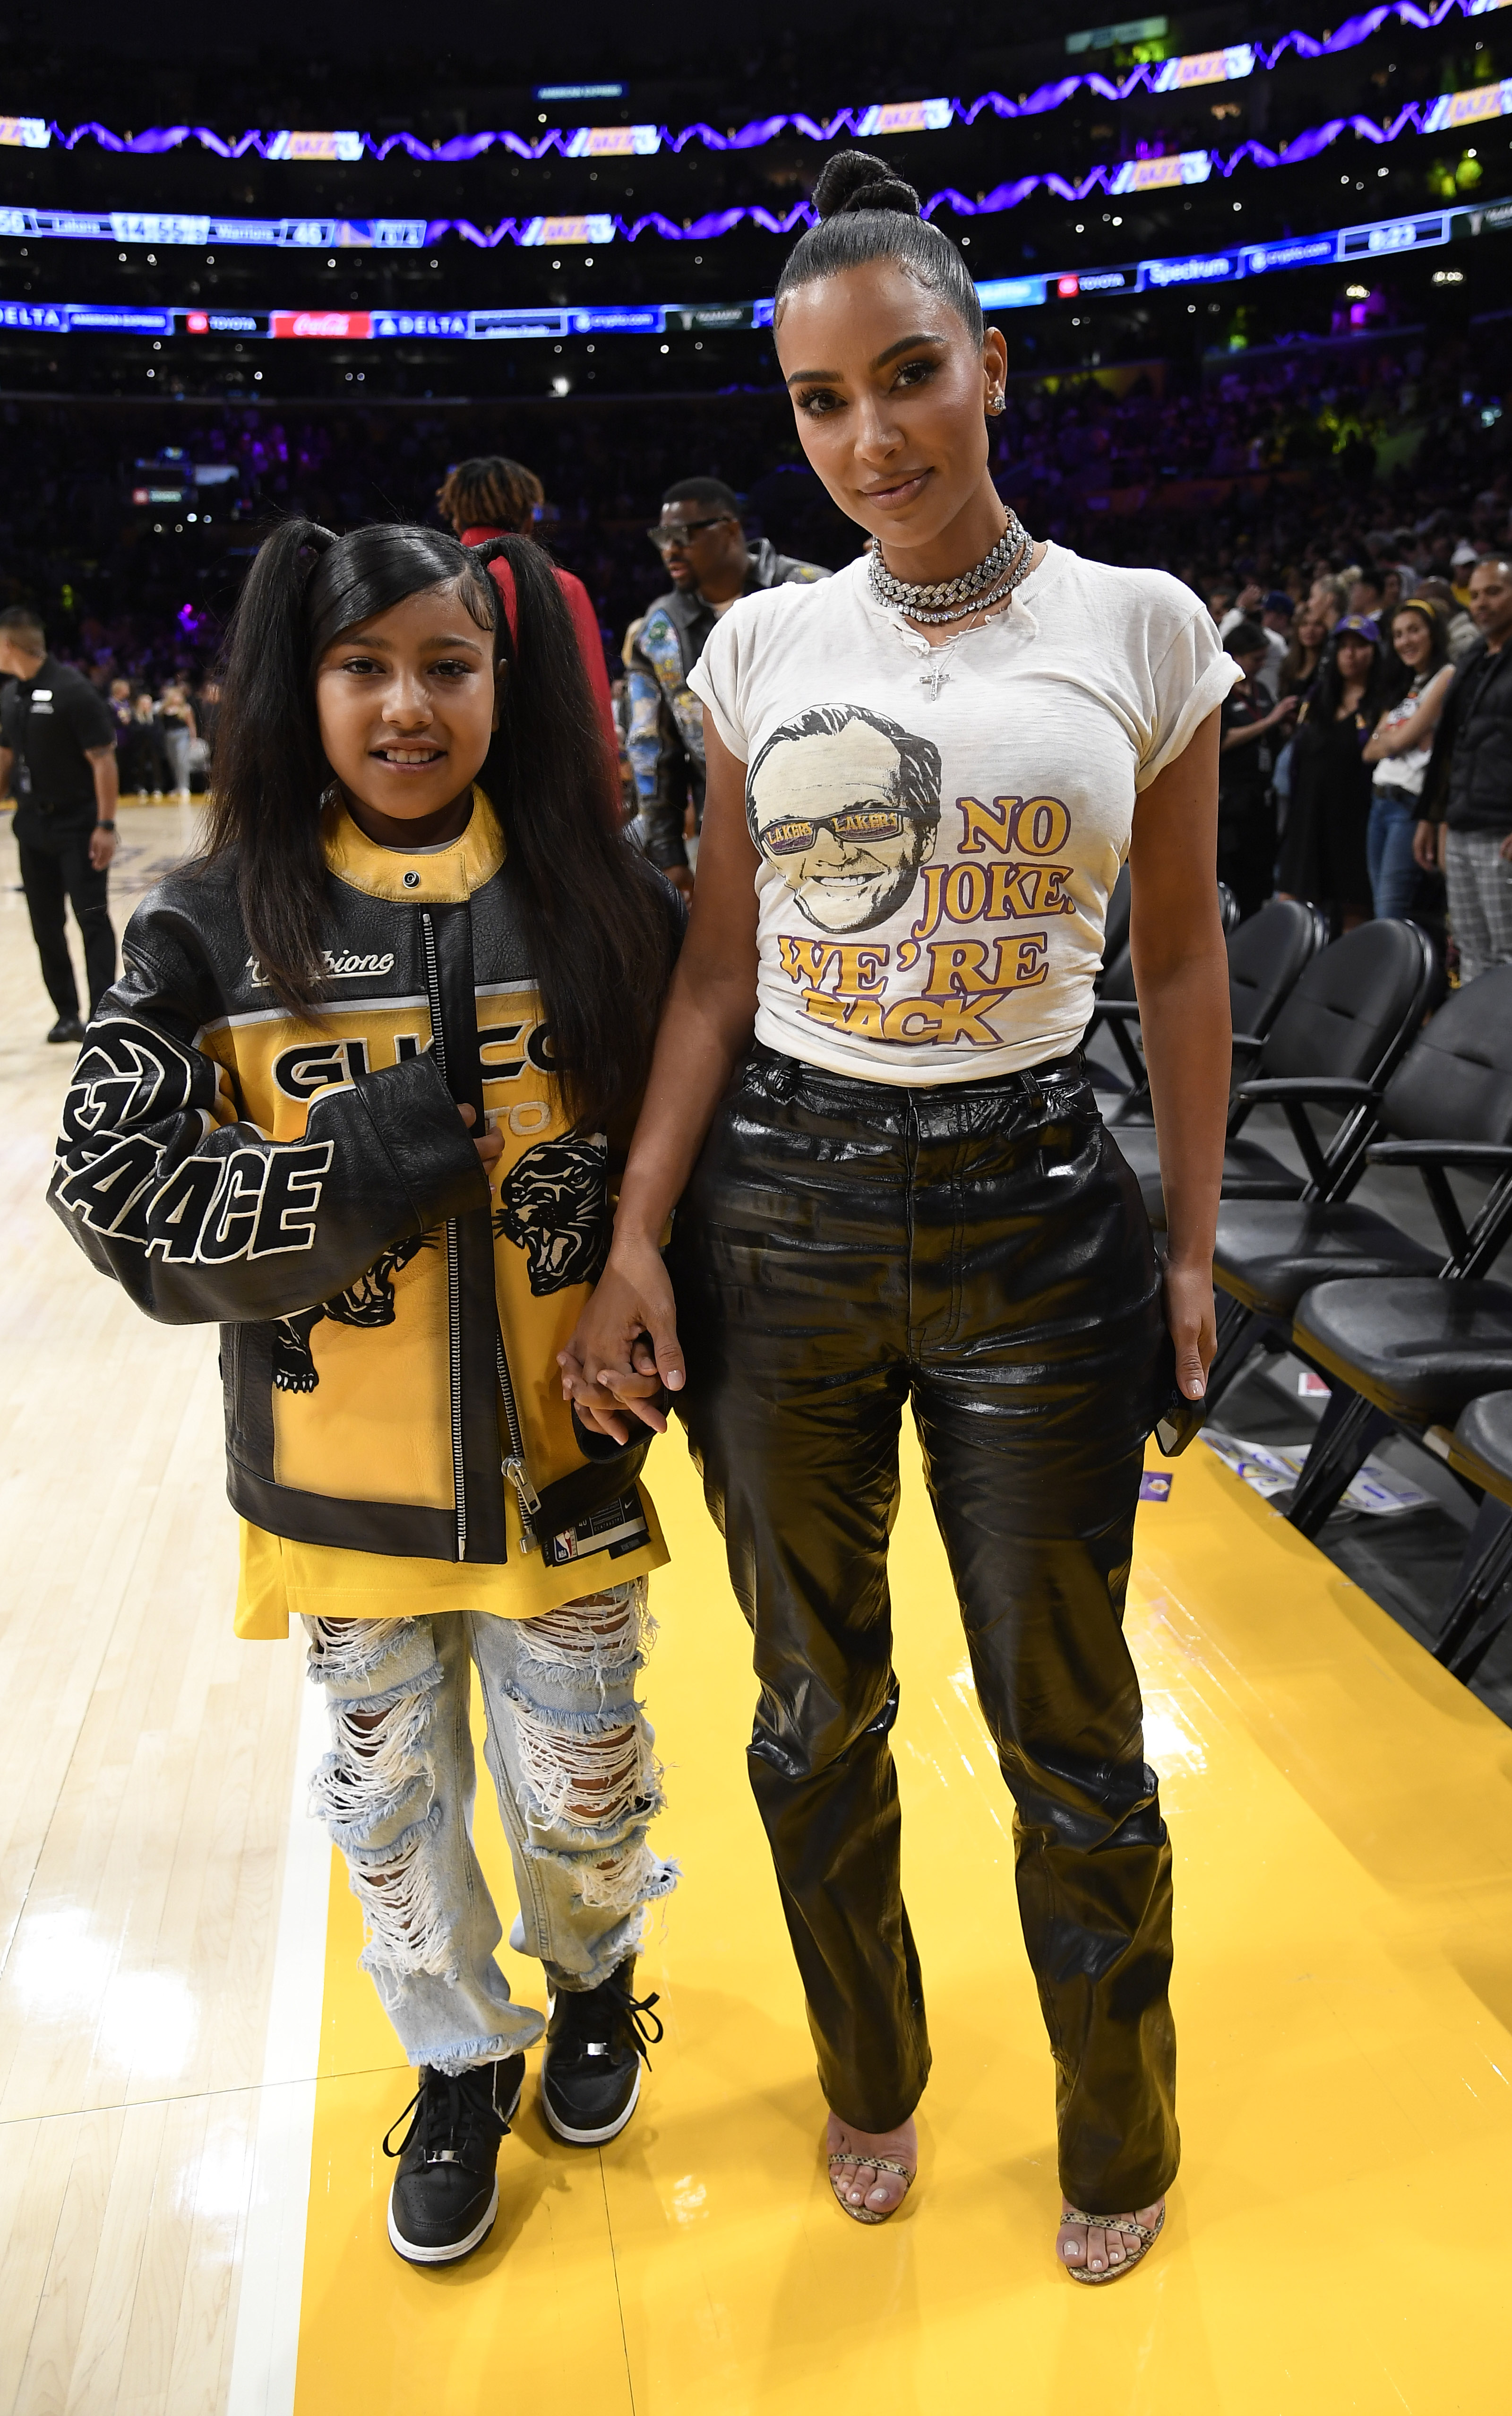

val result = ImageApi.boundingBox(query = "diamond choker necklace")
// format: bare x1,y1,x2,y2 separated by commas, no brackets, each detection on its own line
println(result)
868,510,1035,626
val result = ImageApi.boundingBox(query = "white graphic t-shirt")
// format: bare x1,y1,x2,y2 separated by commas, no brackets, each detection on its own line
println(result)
1370,674,1443,799
687,543,1238,1085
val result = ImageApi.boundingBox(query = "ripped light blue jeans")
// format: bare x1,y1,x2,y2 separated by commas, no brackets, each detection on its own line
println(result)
303,1579,677,2074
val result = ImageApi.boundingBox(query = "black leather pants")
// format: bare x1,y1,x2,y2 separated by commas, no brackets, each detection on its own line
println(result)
668,1042,1178,2214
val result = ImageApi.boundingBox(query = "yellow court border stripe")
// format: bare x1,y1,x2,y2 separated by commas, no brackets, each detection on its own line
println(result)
292,1428,1512,2414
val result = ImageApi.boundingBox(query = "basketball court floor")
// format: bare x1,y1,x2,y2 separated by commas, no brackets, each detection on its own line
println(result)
4,803,1512,2414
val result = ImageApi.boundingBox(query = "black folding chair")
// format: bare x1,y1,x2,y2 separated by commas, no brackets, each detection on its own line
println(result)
1201,954,1512,1411
1425,1396,1512,1679
1096,897,1324,1131
1098,863,1132,988
1120,918,1435,1229
1273,966,1512,1537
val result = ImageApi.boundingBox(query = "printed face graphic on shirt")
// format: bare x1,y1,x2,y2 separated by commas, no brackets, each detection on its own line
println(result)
746,703,942,935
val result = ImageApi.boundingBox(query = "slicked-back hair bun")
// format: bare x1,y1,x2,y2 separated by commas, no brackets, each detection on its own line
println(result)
779,147,985,344
812,149,922,221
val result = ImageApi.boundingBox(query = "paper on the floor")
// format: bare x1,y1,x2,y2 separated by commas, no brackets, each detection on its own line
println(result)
1203,1428,1434,1516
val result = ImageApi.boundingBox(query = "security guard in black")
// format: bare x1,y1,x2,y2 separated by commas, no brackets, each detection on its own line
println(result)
0,614,120,1040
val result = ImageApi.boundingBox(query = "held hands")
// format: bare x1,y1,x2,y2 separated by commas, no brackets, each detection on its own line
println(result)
458,1102,503,1169
557,1232,686,1443
1164,1258,1217,1403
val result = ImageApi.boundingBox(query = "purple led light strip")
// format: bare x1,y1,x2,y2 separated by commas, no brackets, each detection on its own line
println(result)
31,0,1504,165
417,95,1509,245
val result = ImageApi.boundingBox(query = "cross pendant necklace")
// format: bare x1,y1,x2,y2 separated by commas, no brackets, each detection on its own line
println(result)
917,601,996,699
920,648,958,701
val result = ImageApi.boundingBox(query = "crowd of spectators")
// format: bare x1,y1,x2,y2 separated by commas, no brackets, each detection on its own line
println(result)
99,675,218,797
1211,557,1512,972
6,337,1511,944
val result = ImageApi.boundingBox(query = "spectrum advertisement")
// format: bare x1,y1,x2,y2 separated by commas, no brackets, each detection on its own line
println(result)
1,197,1504,349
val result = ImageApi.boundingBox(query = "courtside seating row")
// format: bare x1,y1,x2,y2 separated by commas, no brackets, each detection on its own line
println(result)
1091,900,1512,1684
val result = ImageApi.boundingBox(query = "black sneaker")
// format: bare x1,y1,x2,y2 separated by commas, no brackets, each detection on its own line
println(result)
541,1957,664,2147
46,1016,85,1045
383,2054,524,2265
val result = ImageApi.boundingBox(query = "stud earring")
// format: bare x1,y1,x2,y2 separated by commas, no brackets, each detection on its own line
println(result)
987,391,1006,414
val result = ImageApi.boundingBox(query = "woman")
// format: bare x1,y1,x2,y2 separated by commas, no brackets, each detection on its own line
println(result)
1277,601,1327,701
437,454,618,774
1363,599,1453,919
561,152,1236,2282
50,523,682,2267
121,688,167,799
1271,603,1325,840
1218,619,1297,917
1276,615,1390,929
158,682,198,798
1306,571,1348,632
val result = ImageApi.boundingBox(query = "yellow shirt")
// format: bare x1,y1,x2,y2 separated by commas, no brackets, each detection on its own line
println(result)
234,1480,669,1639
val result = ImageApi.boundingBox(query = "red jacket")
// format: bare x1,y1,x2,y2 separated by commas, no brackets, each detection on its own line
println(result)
460,526,617,771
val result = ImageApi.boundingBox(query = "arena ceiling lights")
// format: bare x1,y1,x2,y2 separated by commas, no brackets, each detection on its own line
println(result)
0,0,1505,165
3,193,1506,347
3,81,1509,255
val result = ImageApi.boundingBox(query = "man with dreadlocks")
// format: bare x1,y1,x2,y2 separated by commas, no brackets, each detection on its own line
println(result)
438,455,619,781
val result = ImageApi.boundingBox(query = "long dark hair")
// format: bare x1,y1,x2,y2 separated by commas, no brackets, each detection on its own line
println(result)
1382,598,1450,708
204,519,677,1132
1278,621,1323,699
1305,624,1391,730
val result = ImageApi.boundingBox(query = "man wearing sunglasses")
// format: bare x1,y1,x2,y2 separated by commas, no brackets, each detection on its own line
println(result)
628,477,828,893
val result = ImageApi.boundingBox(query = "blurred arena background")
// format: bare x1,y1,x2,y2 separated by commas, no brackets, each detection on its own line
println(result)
0,0,1505,707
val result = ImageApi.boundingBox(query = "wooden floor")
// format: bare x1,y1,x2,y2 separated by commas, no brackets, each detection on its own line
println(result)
6,803,1512,2411
0,805,314,2413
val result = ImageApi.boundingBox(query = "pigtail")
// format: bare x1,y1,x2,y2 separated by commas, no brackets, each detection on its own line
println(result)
472,532,679,1133
203,519,339,1015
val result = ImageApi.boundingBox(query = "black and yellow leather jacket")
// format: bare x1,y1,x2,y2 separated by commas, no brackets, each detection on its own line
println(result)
49,791,666,1569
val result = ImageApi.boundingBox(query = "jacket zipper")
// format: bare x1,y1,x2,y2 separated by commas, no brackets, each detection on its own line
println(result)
421,910,468,1562
495,1336,541,1554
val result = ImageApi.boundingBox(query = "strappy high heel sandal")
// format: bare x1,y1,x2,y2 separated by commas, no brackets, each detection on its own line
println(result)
827,2149,915,2226
1061,2201,1165,2284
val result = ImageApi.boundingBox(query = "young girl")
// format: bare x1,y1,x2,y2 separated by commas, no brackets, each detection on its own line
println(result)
49,520,682,2268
